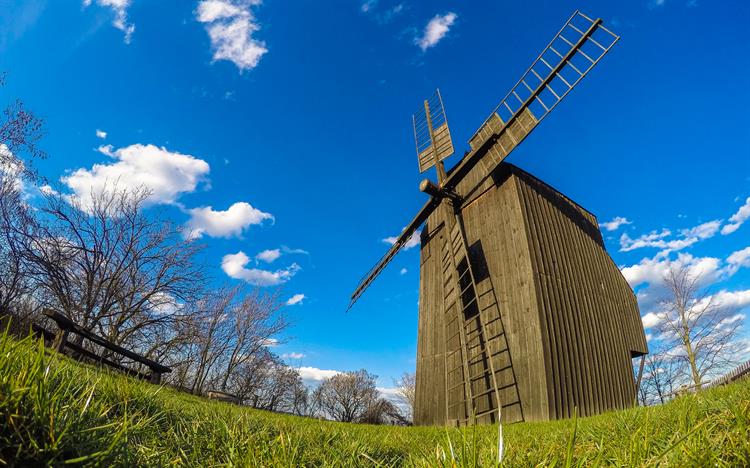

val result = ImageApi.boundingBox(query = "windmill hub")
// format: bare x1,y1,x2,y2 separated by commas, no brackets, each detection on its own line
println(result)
348,11,647,427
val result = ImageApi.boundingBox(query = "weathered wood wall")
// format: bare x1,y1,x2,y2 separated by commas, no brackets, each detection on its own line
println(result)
414,163,647,425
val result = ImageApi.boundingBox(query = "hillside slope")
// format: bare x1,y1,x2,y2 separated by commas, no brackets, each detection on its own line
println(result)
1,332,748,466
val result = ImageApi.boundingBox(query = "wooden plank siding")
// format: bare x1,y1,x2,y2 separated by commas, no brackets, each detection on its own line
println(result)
415,162,647,425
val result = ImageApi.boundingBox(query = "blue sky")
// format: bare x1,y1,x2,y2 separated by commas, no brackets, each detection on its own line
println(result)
1,0,748,391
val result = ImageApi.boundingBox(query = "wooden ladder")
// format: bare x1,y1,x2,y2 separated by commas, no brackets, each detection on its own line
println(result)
441,218,511,425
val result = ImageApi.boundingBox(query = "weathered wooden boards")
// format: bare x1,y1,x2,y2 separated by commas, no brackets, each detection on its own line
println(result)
414,163,647,425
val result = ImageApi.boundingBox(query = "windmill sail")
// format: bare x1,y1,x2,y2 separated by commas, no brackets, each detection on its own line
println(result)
347,197,440,311
444,10,619,192
414,89,455,173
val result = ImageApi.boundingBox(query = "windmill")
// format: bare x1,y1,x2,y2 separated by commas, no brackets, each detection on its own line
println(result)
348,11,648,426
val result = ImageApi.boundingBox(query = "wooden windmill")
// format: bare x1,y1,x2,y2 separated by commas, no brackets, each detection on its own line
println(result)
348,11,648,426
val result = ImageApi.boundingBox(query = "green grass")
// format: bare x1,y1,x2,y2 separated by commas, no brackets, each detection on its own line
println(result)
1,331,748,467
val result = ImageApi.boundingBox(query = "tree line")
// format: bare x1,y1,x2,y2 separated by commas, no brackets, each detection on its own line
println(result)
0,77,415,425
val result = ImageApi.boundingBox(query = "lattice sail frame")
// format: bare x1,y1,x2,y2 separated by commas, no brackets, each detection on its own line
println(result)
413,89,455,173
467,11,619,158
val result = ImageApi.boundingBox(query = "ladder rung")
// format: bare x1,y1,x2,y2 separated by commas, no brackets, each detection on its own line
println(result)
472,386,499,401
470,368,493,381
447,380,466,392
467,347,507,366
448,400,468,409
461,296,478,312
460,282,475,296
474,407,499,420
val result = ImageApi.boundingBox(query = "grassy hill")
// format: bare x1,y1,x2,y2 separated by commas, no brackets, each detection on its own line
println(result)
1,331,748,467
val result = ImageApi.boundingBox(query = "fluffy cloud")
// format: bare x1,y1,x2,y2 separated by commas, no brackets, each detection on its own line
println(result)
0,144,24,192
298,366,340,381
400,267,407,275
221,251,300,286
620,220,721,255
721,196,750,235
196,0,268,71
621,252,722,289
83,0,135,43
641,311,665,329
62,143,209,210
600,216,631,231
726,246,750,275
680,219,722,240
185,202,272,239
416,12,457,51
382,229,421,250
256,248,281,263
285,293,306,306
705,289,750,311
282,352,305,359
95,129,107,139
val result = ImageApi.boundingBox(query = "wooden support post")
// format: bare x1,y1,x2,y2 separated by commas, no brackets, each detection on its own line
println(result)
150,372,162,385
52,328,69,353
635,355,646,405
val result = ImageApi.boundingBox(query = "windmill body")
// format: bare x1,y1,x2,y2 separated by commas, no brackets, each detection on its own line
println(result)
348,11,648,426
415,163,647,425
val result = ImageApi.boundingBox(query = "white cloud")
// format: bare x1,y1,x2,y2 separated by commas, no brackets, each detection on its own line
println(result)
95,129,107,139
619,229,672,252
400,267,407,275
360,0,377,12
383,229,421,250
83,0,135,43
282,352,305,359
256,248,281,263
600,216,631,231
221,251,300,286
185,202,272,239
196,0,268,72
726,246,750,275
641,312,665,329
285,293,306,306
416,12,457,51
281,245,309,256
721,196,750,235
0,144,24,193
260,337,278,347
148,292,183,315
680,219,722,240
298,366,340,381
706,289,750,311
621,252,722,289
61,143,210,210
620,220,721,255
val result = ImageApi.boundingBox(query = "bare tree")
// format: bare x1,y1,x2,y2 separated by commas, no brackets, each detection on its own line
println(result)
312,369,380,422
655,264,743,389
22,186,204,354
0,72,46,180
0,72,45,320
639,351,679,405
187,288,237,394
182,285,289,396
224,348,277,403
359,398,408,425
218,288,286,392
0,173,34,317
394,371,416,420
251,362,305,413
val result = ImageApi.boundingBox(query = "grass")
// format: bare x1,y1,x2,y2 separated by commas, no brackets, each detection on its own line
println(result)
1,331,748,467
